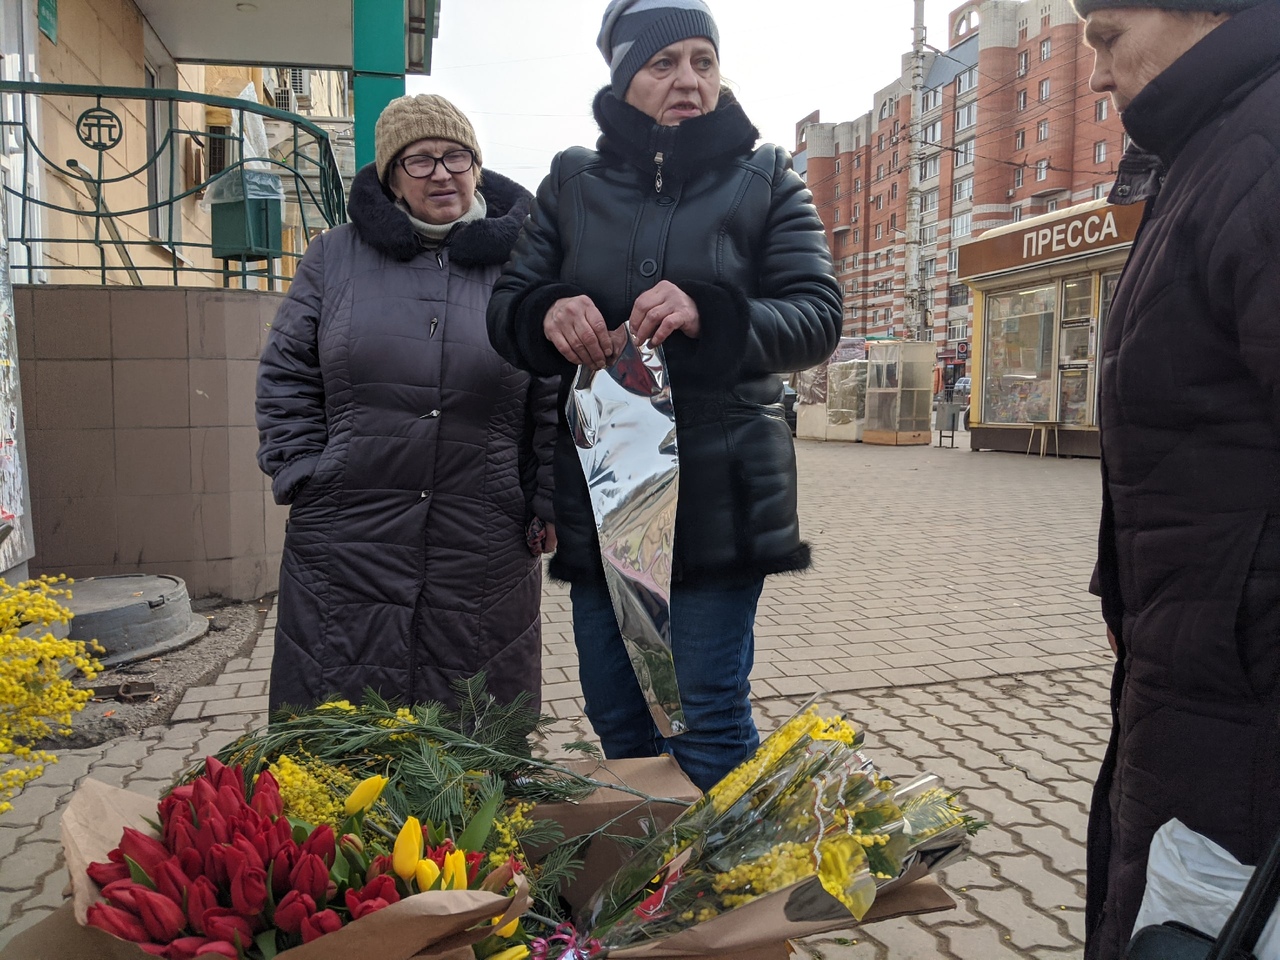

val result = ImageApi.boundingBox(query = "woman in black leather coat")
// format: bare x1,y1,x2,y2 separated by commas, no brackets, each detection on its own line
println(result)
487,0,840,789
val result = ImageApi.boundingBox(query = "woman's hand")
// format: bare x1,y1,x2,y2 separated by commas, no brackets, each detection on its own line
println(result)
544,296,626,370
628,281,701,347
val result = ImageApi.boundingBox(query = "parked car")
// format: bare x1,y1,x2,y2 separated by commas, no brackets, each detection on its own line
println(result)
952,376,972,399
782,383,798,435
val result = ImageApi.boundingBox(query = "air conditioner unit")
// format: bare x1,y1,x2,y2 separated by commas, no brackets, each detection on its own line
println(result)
1006,189,1016,198
274,88,298,113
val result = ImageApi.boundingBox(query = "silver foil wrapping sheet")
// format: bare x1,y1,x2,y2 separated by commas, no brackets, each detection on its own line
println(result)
566,332,686,738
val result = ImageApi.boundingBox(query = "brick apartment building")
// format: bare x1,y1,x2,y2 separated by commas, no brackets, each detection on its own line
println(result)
794,0,1126,372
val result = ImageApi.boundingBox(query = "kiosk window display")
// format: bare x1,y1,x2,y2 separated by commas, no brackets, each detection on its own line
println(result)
956,200,1144,457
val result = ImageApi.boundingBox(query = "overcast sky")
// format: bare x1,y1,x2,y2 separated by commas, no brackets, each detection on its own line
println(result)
407,1,955,193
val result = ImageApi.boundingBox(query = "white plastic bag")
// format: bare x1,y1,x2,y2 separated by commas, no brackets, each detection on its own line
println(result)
1134,819,1279,959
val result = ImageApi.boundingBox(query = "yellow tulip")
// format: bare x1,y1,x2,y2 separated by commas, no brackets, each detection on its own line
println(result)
415,857,441,891
392,817,424,881
344,774,389,816
488,947,529,960
442,848,468,890
491,915,519,938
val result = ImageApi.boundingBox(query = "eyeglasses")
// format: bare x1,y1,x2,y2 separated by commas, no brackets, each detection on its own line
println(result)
397,149,475,179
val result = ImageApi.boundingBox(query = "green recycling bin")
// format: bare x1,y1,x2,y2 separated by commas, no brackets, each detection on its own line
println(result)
208,170,284,260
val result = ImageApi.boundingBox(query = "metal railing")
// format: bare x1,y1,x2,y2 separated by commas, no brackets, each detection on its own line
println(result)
0,81,348,287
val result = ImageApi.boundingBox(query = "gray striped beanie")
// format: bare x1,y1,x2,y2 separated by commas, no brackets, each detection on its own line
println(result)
597,0,720,99
1072,0,1264,14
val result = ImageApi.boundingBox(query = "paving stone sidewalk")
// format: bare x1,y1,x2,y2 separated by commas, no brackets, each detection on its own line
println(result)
0,440,1115,957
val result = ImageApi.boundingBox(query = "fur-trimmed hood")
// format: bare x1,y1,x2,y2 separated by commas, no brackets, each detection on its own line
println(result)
346,162,533,264
592,86,759,182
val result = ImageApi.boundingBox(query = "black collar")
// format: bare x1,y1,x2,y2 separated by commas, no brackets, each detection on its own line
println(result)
345,163,533,264
592,86,760,182
1121,0,1280,167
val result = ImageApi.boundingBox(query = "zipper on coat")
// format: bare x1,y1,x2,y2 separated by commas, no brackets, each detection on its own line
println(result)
653,151,664,193
429,317,438,337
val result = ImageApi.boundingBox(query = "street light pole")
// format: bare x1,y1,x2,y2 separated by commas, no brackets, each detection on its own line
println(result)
904,0,927,341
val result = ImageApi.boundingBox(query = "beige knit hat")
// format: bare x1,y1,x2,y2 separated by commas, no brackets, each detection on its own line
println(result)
375,94,483,185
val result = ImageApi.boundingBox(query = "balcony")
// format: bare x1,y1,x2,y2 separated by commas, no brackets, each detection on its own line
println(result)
1,80,346,286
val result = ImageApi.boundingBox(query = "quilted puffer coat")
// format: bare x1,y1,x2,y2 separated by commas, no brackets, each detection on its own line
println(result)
257,165,557,712
1085,4,1280,957
487,89,841,586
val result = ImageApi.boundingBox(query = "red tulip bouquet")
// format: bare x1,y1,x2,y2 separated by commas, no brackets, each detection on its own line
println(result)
81,756,531,960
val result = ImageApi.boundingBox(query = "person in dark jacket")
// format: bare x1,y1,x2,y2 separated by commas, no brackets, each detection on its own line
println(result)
257,94,558,714
1075,2,1280,957
487,0,841,790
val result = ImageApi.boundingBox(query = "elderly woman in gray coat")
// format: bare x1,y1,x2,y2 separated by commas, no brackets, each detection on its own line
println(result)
256,94,557,713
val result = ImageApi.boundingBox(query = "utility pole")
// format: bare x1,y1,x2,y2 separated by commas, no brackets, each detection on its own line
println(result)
904,0,927,341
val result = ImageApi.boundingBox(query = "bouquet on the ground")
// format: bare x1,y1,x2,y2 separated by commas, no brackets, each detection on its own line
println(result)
546,702,982,958
69,681,643,960
47,683,982,960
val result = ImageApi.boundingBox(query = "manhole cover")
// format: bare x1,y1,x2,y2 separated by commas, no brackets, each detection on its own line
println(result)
64,574,209,668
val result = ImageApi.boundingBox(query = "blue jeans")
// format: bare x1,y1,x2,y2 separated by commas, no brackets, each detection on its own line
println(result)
570,578,764,791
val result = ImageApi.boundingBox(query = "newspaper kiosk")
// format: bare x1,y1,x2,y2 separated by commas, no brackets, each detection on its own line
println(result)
956,199,1144,457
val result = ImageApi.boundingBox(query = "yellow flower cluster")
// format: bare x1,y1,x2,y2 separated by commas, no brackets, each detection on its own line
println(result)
0,577,101,815
706,707,859,815
269,752,354,827
712,841,814,908
488,800,534,868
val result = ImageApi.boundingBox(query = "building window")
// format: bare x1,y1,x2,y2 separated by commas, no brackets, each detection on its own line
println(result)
920,154,940,180
875,194,884,211
877,134,885,152
876,164,884,181
954,139,975,167
1017,89,1028,111
853,228,860,242
886,249,894,264
1014,167,1024,188
851,203,859,221
1036,159,1049,180
853,177,861,193
207,125,231,175
890,182,899,200
956,66,978,94
1046,199,1059,213
1011,206,1023,222
951,212,971,238
854,155,861,168
1095,98,1109,122
922,188,939,212
1037,120,1049,142
1015,129,1026,150
948,249,959,272
1040,38,1052,60
889,212,898,230
954,102,977,132
834,207,840,222
1093,182,1110,200
921,257,936,279
948,283,970,307
892,151,899,168
1017,50,1029,76
920,222,938,245
835,158,841,172
924,119,942,144
834,182,841,198
1095,140,1107,163
953,176,974,202
878,98,895,120
1039,79,1051,101
875,223,883,240
923,87,942,111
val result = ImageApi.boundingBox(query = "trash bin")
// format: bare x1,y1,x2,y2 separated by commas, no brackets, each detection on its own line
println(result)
207,170,284,260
